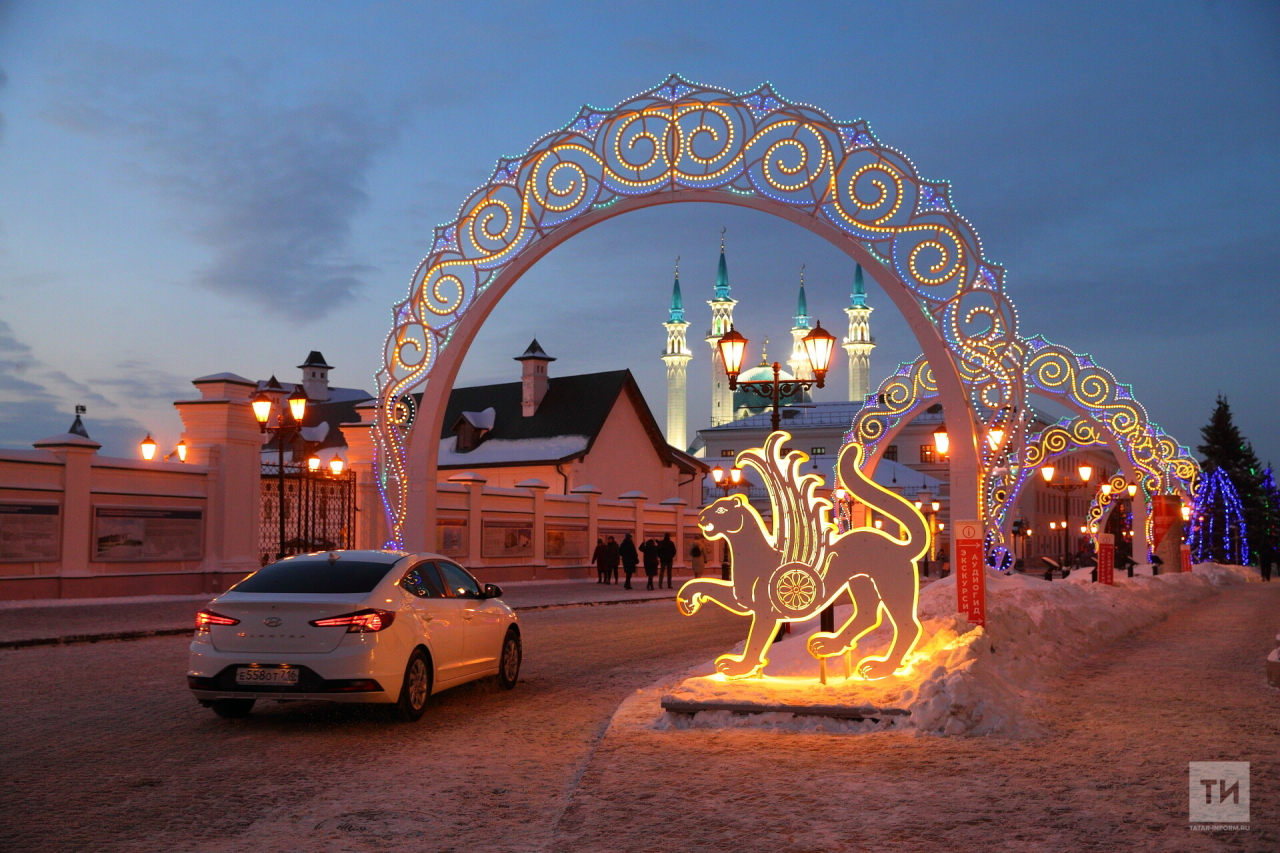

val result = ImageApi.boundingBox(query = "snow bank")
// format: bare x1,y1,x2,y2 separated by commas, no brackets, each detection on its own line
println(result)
659,565,1259,737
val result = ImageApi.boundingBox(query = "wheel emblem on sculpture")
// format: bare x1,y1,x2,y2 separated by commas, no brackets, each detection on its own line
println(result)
773,565,820,613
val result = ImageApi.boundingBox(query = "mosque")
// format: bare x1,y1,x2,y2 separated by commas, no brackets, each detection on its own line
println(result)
660,237,875,452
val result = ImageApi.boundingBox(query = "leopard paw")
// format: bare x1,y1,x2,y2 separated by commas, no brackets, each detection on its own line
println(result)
715,654,764,679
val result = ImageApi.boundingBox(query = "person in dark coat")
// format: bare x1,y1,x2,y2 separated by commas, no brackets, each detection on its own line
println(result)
619,534,639,589
591,538,607,584
639,537,659,590
634,535,655,589
657,533,677,589
604,536,620,585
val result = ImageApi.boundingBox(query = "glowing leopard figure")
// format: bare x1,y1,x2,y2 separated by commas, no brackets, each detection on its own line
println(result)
678,431,928,680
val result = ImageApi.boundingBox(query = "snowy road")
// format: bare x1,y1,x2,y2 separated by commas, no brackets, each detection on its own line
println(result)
1,586,1276,852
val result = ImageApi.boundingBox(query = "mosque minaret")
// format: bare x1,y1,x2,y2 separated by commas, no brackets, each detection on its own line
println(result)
661,259,692,450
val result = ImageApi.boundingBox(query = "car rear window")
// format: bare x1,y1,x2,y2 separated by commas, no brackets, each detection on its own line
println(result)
232,559,399,594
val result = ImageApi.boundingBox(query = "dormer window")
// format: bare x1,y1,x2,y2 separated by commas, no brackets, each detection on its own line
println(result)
452,407,496,453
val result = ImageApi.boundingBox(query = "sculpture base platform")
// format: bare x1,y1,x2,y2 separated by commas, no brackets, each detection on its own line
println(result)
660,696,910,721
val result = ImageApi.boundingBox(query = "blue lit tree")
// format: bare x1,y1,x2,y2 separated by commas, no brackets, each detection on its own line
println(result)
1189,466,1249,565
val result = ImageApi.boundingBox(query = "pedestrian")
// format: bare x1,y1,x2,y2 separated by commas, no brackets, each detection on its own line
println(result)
657,532,676,589
639,537,658,590
591,538,607,584
620,534,639,589
605,536,620,585
1262,546,1273,582
690,541,704,578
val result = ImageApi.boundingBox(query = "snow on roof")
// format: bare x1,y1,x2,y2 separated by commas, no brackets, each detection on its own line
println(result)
299,422,331,443
460,407,496,431
438,434,590,467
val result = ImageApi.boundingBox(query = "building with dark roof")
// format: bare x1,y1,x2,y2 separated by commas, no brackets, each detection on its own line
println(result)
432,341,706,503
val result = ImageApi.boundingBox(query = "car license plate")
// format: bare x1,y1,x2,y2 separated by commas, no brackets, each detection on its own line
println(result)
235,667,299,686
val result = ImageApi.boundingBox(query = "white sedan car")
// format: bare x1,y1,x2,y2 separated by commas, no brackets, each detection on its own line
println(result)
187,550,521,721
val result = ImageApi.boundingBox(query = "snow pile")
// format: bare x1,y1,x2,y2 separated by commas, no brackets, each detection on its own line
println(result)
660,566,1258,736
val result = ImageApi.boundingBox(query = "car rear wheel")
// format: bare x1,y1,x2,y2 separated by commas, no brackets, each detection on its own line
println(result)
497,630,521,690
211,699,255,719
396,649,432,722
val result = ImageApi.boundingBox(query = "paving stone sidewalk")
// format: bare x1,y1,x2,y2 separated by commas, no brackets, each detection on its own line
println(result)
0,577,682,646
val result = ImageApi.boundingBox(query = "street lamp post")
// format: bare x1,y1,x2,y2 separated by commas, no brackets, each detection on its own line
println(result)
253,388,308,560
709,463,744,498
717,322,837,432
1040,464,1093,575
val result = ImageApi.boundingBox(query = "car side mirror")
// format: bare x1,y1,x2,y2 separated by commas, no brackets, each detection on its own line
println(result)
483,583,503,599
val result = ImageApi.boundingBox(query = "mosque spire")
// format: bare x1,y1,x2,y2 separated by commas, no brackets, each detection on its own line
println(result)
668,256,684,322
787,264,814,380
851,262,867,308
714,227,731,301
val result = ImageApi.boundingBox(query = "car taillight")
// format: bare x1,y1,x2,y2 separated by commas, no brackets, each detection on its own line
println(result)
195,609,240,631
309,609,395,633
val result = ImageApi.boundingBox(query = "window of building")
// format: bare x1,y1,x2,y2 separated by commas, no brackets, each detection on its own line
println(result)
720,449,736,457
920,445,935,463
884,445,898,462
811,446,826,457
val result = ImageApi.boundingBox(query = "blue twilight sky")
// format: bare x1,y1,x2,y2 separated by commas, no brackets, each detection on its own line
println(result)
0,1,1277,463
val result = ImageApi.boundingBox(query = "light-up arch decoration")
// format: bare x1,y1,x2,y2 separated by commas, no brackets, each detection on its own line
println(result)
843,336,1199,561
373,75,1023,546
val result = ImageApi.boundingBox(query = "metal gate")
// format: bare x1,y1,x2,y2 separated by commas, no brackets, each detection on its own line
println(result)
260,463,356,564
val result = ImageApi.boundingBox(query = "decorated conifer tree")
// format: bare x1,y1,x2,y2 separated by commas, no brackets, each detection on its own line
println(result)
1188,467,1249,565
1197,395,1262,558
1259,465,1279,565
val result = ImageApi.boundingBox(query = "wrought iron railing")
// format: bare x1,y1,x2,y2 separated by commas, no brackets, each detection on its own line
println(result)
260,463,356,564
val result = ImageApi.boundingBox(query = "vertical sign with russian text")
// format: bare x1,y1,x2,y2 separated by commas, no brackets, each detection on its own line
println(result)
954,520,985,626
1096,533,1115,585
1181,543,1192,573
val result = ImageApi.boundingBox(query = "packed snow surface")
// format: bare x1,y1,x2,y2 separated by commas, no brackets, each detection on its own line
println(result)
658,563,1260,736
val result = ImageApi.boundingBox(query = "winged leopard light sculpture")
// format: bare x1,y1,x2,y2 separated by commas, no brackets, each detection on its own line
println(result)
678,431,928,680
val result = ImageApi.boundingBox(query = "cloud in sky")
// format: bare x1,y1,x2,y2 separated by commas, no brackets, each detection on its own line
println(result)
43,45,395,318
0,319,144,452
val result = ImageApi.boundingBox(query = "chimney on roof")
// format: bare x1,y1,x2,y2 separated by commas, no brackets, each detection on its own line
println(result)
514,339,555,417
298,351,333,402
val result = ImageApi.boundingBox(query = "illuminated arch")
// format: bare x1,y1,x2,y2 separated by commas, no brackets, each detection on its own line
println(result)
844,337,1199,561
374,76,1022,547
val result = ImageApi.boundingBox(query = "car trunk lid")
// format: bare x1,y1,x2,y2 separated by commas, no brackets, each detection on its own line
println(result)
207,594,372,654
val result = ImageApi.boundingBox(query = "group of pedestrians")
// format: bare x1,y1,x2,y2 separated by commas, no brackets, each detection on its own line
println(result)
591,532,682,590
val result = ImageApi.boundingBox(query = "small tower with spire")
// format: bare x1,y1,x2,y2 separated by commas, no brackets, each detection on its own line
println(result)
661,258,692,450
787,265,814,381
843,263,876,402
705,230,738,427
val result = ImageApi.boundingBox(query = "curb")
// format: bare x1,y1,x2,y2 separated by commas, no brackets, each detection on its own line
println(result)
0,594,679,650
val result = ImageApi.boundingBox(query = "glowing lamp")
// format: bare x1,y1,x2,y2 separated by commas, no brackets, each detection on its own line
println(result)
938,522,945,531
1079,526,1087,534
717,326,748,387
1041,465,1055,483
932,424,949,456
287,388,307,422
308,456,321,472
834,487,847,501
175,440,187,463
874,518,884,529
1091,525,1098,533
1127,484,1138,498
1050,521,1058,530
1101,483,1112,496
801,321,837,387
1078,465,1093,483
140,434,157,461
329,457,344,475
729,466,743,485
987,427,1004,450
931,501,941,512
711,465,725,484
914,500,923,509
1181,505,1191,522
251,393,273,426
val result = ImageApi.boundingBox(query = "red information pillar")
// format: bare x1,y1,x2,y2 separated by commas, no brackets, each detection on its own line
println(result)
954,520,985,626
1096,533,1115,585
1180,543,1192,573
